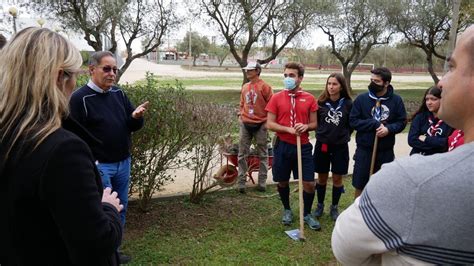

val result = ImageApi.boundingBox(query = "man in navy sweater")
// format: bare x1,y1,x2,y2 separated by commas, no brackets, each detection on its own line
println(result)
69,51,148,263
349,67,406,198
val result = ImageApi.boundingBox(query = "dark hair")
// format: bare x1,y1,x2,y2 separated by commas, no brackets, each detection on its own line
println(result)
318,73,352,103
284,62,305,77
0,34,6,49
371,67,392,83
89,51,114,66
411,86,442,121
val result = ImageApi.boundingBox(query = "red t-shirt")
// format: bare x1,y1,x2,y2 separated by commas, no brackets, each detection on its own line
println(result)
265,89,318,145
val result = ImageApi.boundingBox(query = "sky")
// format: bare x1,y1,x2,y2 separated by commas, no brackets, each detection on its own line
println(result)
0,1,330,53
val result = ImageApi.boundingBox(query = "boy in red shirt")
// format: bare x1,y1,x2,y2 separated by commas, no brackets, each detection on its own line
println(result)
265,62,320,230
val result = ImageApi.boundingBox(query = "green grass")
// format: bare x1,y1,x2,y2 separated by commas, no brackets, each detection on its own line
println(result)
123,177,354,264
187,89,425,106
147,75,433,92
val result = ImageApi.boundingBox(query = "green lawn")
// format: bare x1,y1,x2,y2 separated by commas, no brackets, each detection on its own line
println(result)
123,177,354,264
152,76,433,91
187,89,425,108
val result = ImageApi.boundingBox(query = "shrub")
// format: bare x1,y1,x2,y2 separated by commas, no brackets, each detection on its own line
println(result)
125,73,196,211
186,102,238,203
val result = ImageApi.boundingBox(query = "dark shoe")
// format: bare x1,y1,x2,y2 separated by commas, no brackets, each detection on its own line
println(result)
282,209,293,225
330,205,339,221
118,252,131,264
238,187,246,194
256,185,266,192
313,203,324,218
304,215,321,231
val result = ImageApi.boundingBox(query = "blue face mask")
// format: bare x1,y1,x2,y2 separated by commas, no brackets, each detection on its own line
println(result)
283,77,297,90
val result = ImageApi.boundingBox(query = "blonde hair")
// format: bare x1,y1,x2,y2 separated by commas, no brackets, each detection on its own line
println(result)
0,27,82,158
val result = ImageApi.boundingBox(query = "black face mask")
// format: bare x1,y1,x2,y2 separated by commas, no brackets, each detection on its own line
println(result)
368,81,385,93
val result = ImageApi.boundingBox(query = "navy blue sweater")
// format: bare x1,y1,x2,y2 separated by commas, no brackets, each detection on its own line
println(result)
350,85,407,151
316,98,353,145
408,111,453,155
69,85,144,163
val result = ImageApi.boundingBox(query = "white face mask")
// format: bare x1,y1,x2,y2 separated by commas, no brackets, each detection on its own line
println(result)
283,77,297,90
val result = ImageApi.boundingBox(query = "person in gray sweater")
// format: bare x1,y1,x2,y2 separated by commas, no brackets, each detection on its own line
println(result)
331,25,474,264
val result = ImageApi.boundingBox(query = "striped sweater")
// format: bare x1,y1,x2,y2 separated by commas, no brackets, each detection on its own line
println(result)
332,142,474,264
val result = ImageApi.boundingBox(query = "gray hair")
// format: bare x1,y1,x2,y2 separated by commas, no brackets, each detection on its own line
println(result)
89,51,114,66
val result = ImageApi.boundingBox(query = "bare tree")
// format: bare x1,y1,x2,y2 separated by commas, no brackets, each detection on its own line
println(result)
388,0,470,84
201,0,322,84
319,0,393,93
30,0,177,82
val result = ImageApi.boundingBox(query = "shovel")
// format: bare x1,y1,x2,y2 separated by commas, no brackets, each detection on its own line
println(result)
285,135,305,241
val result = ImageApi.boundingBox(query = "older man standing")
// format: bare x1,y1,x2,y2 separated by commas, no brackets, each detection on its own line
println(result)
69,51,148,264
332,25,474,264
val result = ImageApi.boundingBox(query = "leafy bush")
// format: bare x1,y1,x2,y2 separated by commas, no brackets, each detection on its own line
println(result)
80,50,91,66
125,73,196,211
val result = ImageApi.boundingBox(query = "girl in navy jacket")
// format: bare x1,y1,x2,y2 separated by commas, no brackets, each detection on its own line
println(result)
408,86,453,155
313,73,352,221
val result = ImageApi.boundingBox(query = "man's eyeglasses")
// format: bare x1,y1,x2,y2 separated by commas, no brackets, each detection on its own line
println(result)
99,66,119,74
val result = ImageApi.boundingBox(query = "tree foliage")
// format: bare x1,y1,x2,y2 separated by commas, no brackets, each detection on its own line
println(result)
319,0,393,93
201,0,323,84
29,0,178,82
208,43,231,66
388,0,471,84
177,31,210,66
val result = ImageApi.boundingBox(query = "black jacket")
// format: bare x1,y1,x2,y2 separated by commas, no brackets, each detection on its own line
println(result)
408,111,453,155
0,117,122,265
349,85,407,151
316,98,353,145
69,85,144,163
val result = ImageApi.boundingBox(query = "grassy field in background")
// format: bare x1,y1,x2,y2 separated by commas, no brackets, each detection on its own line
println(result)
123,178,353,265
186,89,425,108
152,76,433,92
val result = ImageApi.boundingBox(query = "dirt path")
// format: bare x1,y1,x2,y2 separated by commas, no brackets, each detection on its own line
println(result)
157,133,412,196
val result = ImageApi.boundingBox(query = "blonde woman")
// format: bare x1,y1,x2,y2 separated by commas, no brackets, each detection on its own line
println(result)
0,28,122,265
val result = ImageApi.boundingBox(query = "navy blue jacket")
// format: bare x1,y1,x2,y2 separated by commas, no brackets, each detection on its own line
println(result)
69,84,143,163
316,98,353,145
408,111,453,155
350,85,407,151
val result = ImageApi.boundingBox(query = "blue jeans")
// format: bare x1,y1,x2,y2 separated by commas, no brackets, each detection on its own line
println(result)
97,157,131,227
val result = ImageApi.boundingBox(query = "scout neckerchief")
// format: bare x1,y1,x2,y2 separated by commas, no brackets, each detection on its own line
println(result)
427,115,443,136
368,91,389,122
449,130,464,151
287,90,302,128
324,98,345,126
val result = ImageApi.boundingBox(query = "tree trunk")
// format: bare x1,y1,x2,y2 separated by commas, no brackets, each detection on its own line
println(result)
426,53,439,84
193,56,198,67
341,64,354,95
241,69,249,85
